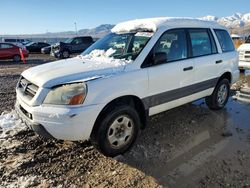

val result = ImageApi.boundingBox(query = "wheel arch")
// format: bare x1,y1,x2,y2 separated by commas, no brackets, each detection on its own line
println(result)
91,95,148,138
217,71,232,85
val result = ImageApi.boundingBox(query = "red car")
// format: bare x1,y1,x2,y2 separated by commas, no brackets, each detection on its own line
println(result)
0,43,29,62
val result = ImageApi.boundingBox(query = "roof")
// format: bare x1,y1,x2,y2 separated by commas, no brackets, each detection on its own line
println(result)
111,17,225,33
231,34,242,38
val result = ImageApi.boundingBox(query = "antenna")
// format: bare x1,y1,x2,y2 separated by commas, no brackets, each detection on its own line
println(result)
74,22,78,36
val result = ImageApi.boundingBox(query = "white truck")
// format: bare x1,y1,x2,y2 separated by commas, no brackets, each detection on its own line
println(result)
238,36,250,71
15,18,239,156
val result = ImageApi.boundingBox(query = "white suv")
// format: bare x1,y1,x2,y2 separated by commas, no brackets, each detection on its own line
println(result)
15,18,239,156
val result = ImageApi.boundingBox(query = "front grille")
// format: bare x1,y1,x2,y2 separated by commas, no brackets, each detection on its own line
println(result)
245,51,250,54
18,77,38,99
245,55,250,59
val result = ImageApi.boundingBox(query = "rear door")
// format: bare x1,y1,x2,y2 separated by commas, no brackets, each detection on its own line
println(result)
144,29,195,115
188,28,219,96
213,29,237,77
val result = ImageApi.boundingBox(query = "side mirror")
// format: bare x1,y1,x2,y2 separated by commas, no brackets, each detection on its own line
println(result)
153,52,167,65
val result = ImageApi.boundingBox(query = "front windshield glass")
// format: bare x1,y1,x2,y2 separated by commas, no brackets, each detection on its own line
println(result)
81,32,153,61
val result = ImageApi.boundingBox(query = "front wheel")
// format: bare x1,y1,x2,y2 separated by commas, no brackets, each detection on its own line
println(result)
205,79,230,110
91,106,140,157
61,50,70,59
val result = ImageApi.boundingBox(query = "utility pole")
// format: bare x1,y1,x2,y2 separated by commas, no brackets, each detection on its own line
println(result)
74,22,78,36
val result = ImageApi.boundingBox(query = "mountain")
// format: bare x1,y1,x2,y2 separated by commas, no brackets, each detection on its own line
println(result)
200,13,250,29
1,13,250,39
78,24,115,38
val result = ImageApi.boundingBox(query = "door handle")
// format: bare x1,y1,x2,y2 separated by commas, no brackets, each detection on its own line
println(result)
216,60,223,64
183,66,193,71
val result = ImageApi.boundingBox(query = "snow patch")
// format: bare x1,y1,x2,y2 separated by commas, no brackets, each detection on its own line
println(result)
111,17,169,33
6,176,37,188
80,48,133,68
0,110,27,140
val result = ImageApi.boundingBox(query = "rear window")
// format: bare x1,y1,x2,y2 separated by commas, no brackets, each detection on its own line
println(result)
214,29,235,52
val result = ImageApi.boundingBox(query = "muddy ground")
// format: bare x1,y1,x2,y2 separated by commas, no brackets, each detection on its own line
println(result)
0,54,250,187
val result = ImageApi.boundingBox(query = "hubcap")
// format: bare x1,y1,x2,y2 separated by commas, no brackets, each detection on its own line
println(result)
107,115,134,149
217,84,228,106
63,51,69,58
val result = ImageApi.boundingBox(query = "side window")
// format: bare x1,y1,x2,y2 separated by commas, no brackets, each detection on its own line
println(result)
154,29,187,62
0,44,13,49
189,29,216,57
72,38,83,45
82,37,93,43
132,35,149,54
214,29,235,52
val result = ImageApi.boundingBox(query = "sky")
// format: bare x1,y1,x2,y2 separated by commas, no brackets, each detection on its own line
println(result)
0,0,249,35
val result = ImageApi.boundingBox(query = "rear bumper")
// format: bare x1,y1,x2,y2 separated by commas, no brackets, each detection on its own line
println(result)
239,61,250,70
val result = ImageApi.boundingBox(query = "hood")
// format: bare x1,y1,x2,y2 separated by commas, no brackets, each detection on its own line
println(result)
22,56,126,88
238,43,250,51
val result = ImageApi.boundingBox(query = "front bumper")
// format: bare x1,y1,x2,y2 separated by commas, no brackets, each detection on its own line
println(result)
239,61,250,70
15,96,104,141
15,102,54,139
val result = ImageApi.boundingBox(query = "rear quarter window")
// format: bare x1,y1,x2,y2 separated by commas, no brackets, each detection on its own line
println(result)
214,29,235,52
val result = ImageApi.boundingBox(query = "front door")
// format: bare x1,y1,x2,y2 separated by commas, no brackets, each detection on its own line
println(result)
144,29,195,115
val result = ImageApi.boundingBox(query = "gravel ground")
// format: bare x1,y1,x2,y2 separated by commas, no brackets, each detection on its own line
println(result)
1,54,250,187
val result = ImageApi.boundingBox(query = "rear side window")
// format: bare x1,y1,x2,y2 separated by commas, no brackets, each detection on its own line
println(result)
189,29,217,57
214,29,235,52
82,37,93,43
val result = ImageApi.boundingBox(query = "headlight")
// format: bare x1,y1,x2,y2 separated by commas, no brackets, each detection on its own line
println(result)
43,83,87,105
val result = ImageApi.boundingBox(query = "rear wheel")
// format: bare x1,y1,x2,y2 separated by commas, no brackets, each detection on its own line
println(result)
13,55,21,62
205,79,230,110
91,105,140,157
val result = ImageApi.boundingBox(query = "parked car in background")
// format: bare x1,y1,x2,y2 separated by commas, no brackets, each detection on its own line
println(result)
15,18,239,156
25,42,50,53
51,36,94,58
41,45,51,54
2,38,31,49
0,43,28,62
238,36,250,71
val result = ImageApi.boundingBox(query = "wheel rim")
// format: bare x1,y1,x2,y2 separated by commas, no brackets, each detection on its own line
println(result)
107,115,134,149
14,55,20,62
63,51,69,58
217,84,228,106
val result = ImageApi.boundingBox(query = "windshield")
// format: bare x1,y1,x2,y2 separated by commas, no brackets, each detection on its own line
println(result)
81,32,152,61
64,38,73,43
26,42,35,46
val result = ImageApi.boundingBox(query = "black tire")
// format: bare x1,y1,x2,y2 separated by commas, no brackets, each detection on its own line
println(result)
205,79,230,110
13,55,21,62
91,105,140,157
61,50,70,59
239,69,245,73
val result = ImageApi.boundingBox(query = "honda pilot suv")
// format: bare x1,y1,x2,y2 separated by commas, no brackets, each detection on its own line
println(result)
15,18,239,156
51,36,94,58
